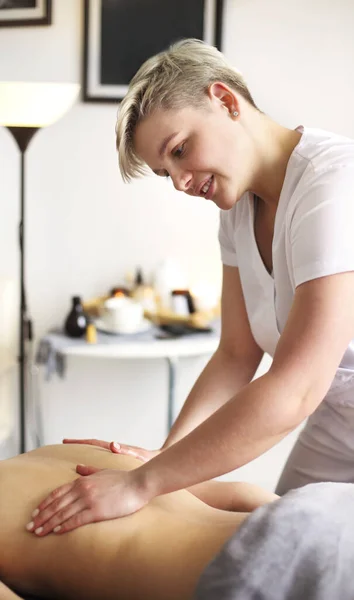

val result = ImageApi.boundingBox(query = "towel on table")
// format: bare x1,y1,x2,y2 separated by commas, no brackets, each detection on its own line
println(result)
195,482,354,600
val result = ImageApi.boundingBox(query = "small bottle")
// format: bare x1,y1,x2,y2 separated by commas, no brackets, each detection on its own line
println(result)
64,296,87,338
154,259,187,310
86,318,97,344
133,267,144,296
171,290,196,316
131,267,157,312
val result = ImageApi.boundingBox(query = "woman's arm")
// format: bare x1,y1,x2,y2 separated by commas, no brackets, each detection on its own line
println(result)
28,272,354,535
163,265,264,447
140,273,354,499
62,266,263,460
187,480,278,512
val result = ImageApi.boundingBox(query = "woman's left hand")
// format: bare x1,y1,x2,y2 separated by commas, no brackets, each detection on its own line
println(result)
63,438,161,463
26,465,148,537
63,437,121,453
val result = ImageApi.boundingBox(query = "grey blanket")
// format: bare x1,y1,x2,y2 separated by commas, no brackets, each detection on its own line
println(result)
195,482,354,600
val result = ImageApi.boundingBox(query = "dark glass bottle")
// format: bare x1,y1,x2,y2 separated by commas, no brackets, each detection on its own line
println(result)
64,296,87,338
135,267,144,287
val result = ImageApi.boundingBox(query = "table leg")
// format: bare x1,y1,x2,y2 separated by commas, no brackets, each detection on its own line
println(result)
28,361,44,448
165,357,178,433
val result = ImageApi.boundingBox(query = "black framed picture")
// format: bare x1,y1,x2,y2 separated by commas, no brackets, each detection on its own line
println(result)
0,0,51,27
83,0,224,103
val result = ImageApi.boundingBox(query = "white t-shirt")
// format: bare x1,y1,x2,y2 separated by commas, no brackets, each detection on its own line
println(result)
219,126,354,395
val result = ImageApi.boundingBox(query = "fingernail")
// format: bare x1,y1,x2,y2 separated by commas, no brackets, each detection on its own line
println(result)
113,442,120,450
26,521,34,531
78,463,85,467
53,525,61,533
35,526,43,535
32,508,39,518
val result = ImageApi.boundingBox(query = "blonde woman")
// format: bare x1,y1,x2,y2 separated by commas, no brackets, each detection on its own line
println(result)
28,39,354,538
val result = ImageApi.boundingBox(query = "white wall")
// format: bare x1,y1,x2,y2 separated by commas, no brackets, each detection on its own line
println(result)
1,0,354,491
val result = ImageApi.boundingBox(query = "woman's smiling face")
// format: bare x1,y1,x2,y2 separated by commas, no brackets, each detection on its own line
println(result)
133,84,251,210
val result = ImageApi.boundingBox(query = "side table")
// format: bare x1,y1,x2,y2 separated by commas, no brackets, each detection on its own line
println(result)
34,324,220,446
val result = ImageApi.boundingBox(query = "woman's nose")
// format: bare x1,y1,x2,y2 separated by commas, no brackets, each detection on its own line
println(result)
172,170,193,193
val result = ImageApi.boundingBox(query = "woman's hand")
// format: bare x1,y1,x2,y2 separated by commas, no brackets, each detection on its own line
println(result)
63,437,120,453
63,438,161,463
110,443,161,463
26,466,149,537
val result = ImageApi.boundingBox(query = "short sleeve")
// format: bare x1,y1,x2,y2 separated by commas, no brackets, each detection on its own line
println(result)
218,209,238,267
290,166,354,288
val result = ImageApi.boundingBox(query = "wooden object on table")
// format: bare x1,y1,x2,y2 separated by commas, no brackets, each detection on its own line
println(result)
82,296,109,318
83,295,220,329
144,306,220,328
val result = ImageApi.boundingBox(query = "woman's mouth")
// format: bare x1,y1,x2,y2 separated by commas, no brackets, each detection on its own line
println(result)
200,175,214,200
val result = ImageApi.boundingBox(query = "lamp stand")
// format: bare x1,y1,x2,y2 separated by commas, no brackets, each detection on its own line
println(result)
7,126,38,454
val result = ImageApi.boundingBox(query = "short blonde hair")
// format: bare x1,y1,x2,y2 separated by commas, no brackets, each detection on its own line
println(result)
116,38,258,182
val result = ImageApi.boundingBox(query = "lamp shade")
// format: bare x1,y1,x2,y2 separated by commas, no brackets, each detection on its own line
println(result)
0,82,80,128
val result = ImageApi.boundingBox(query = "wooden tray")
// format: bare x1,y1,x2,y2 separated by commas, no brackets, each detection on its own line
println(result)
144,307,219,328
82,295,110,318
83,296,220,328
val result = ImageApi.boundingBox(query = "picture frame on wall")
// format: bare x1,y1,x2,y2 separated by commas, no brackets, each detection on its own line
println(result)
83,0,224,103
0,0,51,27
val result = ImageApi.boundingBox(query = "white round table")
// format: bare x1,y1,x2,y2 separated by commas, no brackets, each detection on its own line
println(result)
35,325,220,445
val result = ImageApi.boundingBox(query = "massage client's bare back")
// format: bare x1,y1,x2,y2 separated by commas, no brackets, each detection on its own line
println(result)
0,445,246,600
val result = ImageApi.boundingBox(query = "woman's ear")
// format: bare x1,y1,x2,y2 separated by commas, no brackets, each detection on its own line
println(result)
208,82,239,116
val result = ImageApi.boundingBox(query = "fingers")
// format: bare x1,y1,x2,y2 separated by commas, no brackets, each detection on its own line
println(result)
110,441,121,453
76,464,101,476
25,468,146,537
63,438,112,450
110,442,144,461
26,484,80,535
62,438,143,460
35,481,74,513
48,508,95,534
26,473,103,536
29,498,88,536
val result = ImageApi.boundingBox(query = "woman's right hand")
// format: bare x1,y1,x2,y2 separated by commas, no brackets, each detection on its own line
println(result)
28,464,151,536
63,438,161,463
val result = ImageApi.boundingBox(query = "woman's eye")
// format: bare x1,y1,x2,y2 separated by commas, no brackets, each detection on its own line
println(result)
173,143,185,159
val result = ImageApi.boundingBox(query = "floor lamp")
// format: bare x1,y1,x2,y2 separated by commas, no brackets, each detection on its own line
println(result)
0,82,80,453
